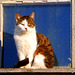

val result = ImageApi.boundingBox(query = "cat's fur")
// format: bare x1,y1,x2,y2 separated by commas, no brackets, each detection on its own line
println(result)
14,12,54,68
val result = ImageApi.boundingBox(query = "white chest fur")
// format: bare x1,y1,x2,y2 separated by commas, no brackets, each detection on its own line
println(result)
14,27,37,61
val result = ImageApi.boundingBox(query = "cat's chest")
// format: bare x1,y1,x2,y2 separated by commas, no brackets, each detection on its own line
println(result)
14,33,37,50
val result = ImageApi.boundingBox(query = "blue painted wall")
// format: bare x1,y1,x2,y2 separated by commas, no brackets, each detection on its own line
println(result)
3,3,71,68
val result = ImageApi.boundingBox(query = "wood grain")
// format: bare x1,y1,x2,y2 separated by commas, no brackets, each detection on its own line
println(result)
72,0,75,68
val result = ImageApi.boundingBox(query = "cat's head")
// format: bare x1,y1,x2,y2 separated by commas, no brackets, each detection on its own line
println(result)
15,12,35,34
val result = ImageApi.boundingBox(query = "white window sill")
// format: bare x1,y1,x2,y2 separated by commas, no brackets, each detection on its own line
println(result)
0,67,75,73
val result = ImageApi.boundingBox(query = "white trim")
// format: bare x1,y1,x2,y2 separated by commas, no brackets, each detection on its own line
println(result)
1,1,22,4
57,0,71,2
0,4,3,68
1,0,71,4
0,67,75,73
72,0,75,68
1,5,3,47
0,0,72,69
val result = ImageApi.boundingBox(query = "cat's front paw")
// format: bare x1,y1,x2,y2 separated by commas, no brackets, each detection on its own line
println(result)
20,66,26,68
24,63,31,68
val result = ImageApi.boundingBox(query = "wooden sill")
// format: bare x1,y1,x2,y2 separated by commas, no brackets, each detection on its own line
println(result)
0,67,75,73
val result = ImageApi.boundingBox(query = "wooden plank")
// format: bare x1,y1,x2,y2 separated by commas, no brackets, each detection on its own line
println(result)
1,1,22,4
1,0,71,2
0,0,72,70
1,0,71,4
72,0,75,68
0,67,75,73
0,4,1,32
47,0,57,2
0,4,1,68
0,4,3,53
0,4,3,68
57,0,71,2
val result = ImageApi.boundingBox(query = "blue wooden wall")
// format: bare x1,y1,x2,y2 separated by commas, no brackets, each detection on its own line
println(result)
3,3,72,68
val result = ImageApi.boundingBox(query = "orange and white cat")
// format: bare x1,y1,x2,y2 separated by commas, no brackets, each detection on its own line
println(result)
14,12,54,68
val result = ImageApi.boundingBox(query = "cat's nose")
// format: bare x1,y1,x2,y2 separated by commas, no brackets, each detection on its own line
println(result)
25,28,27,31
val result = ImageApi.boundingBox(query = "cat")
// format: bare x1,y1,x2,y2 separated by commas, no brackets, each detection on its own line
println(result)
14,12,54,68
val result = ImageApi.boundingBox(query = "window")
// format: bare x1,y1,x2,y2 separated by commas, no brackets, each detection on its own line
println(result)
0,0,74,72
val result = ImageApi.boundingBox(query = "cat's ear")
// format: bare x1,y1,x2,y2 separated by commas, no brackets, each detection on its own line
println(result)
16,13,22,22
29,12,35,20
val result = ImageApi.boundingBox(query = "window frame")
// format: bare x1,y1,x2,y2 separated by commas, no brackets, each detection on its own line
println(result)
0,0,75,72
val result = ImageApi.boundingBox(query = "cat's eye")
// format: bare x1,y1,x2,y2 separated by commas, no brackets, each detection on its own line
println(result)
21,24,24,26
